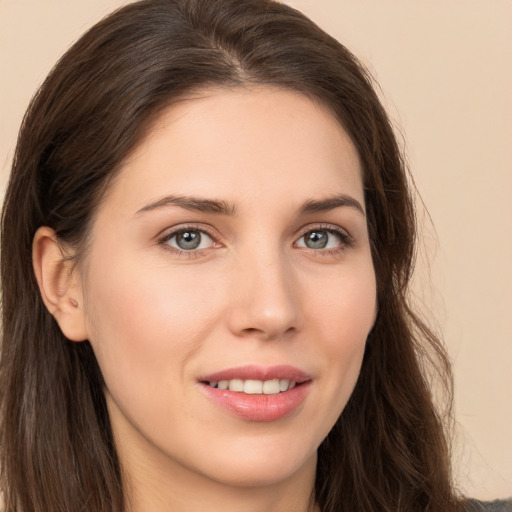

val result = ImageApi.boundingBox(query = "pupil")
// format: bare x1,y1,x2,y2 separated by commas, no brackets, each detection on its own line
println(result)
177,231,201,250
306,231,328,249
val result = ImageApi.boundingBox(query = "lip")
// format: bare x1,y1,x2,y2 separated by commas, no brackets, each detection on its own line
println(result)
198,365,312,422
199,364,311,383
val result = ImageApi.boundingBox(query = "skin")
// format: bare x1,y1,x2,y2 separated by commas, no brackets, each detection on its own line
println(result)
34,87,377,512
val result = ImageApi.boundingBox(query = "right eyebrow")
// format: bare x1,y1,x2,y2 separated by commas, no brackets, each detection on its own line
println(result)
298,194,365,217
135,194,237,216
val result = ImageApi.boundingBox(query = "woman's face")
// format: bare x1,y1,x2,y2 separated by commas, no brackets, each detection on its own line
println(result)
77,87,376,490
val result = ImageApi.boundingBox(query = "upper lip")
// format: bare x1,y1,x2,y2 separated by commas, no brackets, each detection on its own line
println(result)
199,364,311,383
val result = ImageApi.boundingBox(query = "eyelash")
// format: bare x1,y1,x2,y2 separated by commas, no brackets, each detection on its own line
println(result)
158,223,354,258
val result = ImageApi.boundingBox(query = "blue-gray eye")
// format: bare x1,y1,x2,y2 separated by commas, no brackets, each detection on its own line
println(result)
305,231,328,249
165,229,214,251
297,229,344,250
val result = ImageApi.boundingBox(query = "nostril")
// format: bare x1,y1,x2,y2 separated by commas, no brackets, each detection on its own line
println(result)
226,274,301,339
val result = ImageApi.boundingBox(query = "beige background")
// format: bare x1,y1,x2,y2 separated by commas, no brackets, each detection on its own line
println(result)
1,0,510,500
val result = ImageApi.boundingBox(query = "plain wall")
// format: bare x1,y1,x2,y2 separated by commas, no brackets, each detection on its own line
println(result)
1,0,511,500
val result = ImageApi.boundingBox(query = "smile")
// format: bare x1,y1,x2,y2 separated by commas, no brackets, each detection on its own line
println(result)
207,379,297,394
199,365,311,421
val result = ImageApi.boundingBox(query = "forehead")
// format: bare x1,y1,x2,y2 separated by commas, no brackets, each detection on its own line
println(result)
102,86,364,215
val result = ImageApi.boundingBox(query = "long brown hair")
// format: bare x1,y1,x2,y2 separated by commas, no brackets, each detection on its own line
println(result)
1,1,462,510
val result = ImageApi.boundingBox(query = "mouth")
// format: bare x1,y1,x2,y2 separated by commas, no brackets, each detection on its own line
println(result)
198,365,312,421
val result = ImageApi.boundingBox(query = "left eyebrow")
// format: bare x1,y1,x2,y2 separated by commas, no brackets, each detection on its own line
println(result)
298,194,365,217
136,194,237,216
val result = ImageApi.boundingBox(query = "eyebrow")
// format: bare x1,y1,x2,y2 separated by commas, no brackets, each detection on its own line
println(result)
298,194,365,216
136,193,365,217
136,195,237,215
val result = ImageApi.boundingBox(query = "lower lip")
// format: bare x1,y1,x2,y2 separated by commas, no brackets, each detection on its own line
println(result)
199,382,311,422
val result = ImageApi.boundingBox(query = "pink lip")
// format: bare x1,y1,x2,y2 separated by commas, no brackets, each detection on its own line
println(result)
198,365,312,422
200,364,311,383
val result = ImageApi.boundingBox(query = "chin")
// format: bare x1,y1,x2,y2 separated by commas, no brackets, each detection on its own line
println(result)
191,438,318,488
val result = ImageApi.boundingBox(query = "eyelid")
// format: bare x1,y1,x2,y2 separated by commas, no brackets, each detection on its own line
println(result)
297,222,351,238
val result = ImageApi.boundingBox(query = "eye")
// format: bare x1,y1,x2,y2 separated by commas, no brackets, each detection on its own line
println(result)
162,228,215,252
296,227,351,251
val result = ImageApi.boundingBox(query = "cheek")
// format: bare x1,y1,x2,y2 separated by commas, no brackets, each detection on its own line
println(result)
81,256,228,450
306,262,376,411
82,255,222,394
309,259,376,344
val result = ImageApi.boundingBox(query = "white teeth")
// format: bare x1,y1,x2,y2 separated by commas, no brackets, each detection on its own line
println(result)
263,379,280,394
228,379,244,392
244,380,263,394
207,378,299,394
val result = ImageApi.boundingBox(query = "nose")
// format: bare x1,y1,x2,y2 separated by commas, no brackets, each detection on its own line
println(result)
226,249,302,341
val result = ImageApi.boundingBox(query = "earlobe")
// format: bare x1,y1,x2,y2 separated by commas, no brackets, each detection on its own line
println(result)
32,226,88,342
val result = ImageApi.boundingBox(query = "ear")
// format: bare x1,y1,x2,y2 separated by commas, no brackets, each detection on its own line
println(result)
32,226,88,342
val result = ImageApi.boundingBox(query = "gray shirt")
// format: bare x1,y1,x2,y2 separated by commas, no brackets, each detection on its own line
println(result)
468,499,512,511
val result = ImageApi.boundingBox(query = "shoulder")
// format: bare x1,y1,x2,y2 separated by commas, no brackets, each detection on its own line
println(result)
466,499,512,512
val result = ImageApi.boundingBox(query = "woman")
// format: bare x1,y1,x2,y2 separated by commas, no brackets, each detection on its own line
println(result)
0,0,508,511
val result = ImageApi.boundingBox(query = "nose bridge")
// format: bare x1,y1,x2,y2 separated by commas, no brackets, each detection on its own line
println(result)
228,239,300,340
